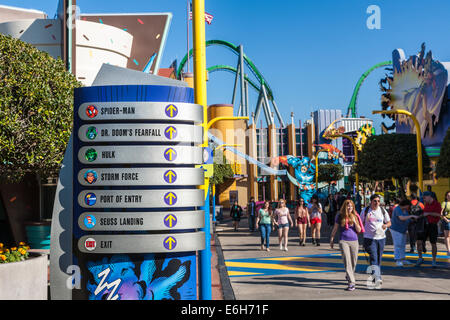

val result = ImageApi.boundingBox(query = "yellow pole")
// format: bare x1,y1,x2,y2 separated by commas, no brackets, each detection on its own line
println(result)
215,144,243,150
193,0,207,135
192,0,211,301
342,134,359,194
372,110,423,192
204,116,249,144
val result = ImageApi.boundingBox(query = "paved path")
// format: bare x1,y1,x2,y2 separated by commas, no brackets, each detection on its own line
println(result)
215,213,450,300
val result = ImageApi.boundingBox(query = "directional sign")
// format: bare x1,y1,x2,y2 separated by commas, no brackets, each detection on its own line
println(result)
78,232,206,253
163,236,177,250
163,169,177,184
78,167,204,187
78,102,203,123
78,210,204,231
78,123,202,143
164,213,178,228
78,146,203,164
164,126,177,140
78,168,203,186
78,189,204,208
164,104,178,118
163,191,177,206
164,148,177,162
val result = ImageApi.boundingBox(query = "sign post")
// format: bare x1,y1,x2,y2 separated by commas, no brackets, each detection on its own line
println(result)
71,85,205,300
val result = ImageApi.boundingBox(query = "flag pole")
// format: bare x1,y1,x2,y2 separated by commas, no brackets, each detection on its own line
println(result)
186,0,190,73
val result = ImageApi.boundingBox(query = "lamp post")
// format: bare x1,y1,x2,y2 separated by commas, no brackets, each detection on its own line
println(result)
325,134,359,194
372,109,423,192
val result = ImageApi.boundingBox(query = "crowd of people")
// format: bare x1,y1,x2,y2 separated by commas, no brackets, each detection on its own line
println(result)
227,187,450,291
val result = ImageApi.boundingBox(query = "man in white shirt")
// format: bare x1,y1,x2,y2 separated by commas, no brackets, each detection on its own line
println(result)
360,194,391,289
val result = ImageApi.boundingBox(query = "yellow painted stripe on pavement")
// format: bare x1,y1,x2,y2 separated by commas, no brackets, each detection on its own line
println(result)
225,261,341,272
227,271,264,276
381,253,450,262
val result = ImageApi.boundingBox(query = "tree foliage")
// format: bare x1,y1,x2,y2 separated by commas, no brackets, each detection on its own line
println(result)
318,163,344,188
210,150,234,185
0,34,81,182
354,133,431,182
436,127,450,179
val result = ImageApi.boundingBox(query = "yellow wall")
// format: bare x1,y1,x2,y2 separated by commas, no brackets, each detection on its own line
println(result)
208,104,250,208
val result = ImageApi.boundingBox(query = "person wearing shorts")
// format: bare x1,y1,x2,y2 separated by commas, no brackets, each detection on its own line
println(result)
294,198,310,246
308,195,322,246
416,191,442,267
274,199,293,251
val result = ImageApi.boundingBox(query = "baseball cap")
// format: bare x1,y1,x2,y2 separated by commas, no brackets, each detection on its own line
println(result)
423,191,433,197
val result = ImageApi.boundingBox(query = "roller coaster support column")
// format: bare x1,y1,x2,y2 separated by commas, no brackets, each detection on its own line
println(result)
192,0,210,300
239,45,246,117
373,109,423,192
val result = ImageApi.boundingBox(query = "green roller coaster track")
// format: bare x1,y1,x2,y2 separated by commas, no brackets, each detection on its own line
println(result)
176,39,275,100
177,39,392,119
346,61,392,118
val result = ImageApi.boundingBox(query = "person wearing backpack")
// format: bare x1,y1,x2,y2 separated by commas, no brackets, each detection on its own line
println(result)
360,194,391,289
441,191,450,255
329,199,363,291
409,194,425,253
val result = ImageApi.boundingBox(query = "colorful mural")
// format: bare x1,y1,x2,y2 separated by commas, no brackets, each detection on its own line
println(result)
83,253,196,300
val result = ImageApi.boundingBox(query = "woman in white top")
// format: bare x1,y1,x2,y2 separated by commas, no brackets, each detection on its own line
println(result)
273,199,293,251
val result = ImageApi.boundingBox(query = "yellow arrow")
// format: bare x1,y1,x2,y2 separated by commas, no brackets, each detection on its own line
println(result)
164,148,176,161
164,170,176,183
166,104,177,117
164,236,176,250
165,126,177,139
165,214,177,228
165,192,177,205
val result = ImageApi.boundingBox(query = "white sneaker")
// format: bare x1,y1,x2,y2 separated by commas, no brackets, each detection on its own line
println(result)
375,278,383,289
396,260,404,267
284,246,288,252
279,244,283,250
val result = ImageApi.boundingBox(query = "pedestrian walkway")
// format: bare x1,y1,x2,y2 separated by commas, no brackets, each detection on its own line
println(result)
215,213,450,300
225,251,450,278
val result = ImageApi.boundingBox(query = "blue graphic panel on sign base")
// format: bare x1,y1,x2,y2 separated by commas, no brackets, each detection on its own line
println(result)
84,253,196,300
72,84,198,300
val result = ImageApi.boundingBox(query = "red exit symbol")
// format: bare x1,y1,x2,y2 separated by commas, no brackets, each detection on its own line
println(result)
84,238,96,251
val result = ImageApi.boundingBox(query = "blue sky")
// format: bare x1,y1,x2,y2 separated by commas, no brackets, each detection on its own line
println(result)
2,0,450,131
